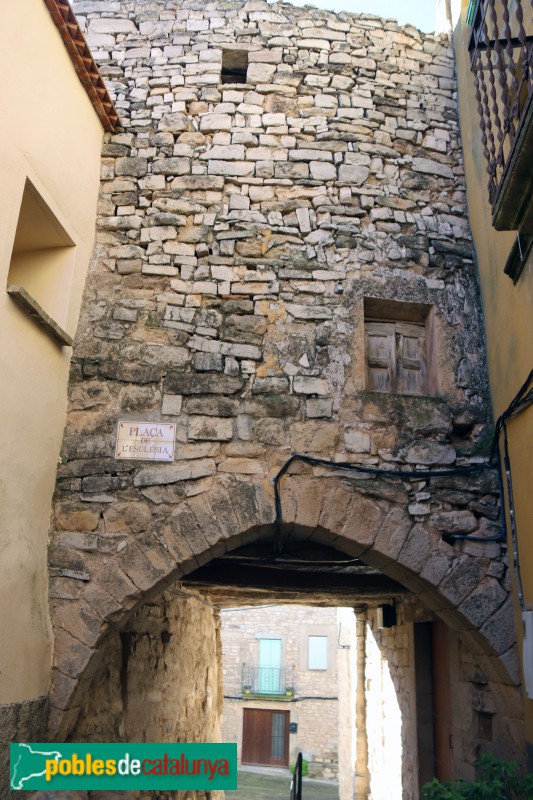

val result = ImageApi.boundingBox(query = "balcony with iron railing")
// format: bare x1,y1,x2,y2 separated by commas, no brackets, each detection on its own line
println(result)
468,0,533,232
241,665,296,698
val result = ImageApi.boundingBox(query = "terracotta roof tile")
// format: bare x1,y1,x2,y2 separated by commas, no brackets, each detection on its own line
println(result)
43,0,119,132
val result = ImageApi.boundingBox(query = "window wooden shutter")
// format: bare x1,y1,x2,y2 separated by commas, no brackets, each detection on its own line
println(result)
396,322,427,395
365,322,396,392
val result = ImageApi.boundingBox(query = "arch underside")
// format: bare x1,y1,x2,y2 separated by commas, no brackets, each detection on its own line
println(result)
49,475,520,741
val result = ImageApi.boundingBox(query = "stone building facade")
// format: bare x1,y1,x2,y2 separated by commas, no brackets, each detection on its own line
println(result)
42,0,527,796
220,605,342,779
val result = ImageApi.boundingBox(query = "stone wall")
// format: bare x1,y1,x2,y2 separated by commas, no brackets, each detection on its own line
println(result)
70,588,222,800
61,0,497,507
364,607,418,800
48,0,524,773
71,588,222,742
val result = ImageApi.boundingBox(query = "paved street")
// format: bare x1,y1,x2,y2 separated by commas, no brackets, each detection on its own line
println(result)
230,768,339,799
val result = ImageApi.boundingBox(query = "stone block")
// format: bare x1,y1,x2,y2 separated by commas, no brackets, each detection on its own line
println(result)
252,377,290,394
289,149,333,162
306,398,333,418
219,458,265,474
208,160,255,177
396,524,433,573
185,397,239,417
272,162,308,180
229,194,251,211
52,628,94,679
480,597,518,655
202,145,246,161
114,157,148,177
59,532,98,551
300,26,346,41
344,429,371,453
405,441,456,466
438,556,486,606
252,418,286,445
458,577,507,629
298,38,331,50
263,113,286,126
245,395,299,418
164,373,244,395
89,18,137,33
373,507,413,561
199,113,233,132
340,493,385,549
286,303,332,320
193,352,224,372
133,459,216,487
337,164,370,184
152,158,190,175
249,49,283,64
116,539,174,593
99,215,142,231
293,376,330,395
318,483,353,534
54,599,104,649
86,32,115,47
290,422,338,452
158,113,192,132
55,506,100,532
432,510,478,534
412,157,454,179
247,63,276,84
310,161,337,181
188,416,233,441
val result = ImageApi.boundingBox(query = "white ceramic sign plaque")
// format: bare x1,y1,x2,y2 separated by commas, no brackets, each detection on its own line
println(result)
115,421,176,462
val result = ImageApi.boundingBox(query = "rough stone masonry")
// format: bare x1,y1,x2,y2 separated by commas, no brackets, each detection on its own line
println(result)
47,0,524,771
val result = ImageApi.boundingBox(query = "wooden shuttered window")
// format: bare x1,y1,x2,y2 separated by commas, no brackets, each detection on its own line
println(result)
366,321,428,395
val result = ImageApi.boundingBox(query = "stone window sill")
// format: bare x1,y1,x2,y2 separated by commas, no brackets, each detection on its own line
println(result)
7,284,73,347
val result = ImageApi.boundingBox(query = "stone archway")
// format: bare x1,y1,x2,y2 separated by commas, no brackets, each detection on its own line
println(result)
50,475,519,743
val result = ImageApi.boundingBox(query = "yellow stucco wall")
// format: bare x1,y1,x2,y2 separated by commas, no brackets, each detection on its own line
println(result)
0,0,104,702
454,1,533,746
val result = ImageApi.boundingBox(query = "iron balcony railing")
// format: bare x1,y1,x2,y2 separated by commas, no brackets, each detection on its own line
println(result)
242,665,295,696
468,0,533,228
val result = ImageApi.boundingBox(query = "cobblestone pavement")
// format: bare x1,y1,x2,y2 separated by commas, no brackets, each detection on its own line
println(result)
232,768,339,799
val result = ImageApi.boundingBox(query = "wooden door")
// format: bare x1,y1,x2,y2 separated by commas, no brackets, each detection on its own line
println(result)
432,621,454,781
242,709,290,766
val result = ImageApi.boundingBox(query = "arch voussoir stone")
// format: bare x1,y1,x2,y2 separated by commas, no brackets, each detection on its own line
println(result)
52,628,95,684
419,541,456,587
115,536,176,593
317,482,354,534
396,523,434,574
372,506,412,561
438,554,488,608
457,575,508,629
285,476,328,534
480,596,519,656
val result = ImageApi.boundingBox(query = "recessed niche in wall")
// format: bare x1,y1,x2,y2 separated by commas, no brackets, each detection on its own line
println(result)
364,297,437,396
7,179,75,345
221,50,249,84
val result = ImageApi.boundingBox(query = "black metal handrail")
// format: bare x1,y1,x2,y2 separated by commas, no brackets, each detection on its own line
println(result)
467,0,533,216
290,752,303,800
242,664,295,696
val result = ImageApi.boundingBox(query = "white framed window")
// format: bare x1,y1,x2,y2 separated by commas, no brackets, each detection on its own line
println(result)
308,635,328,670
